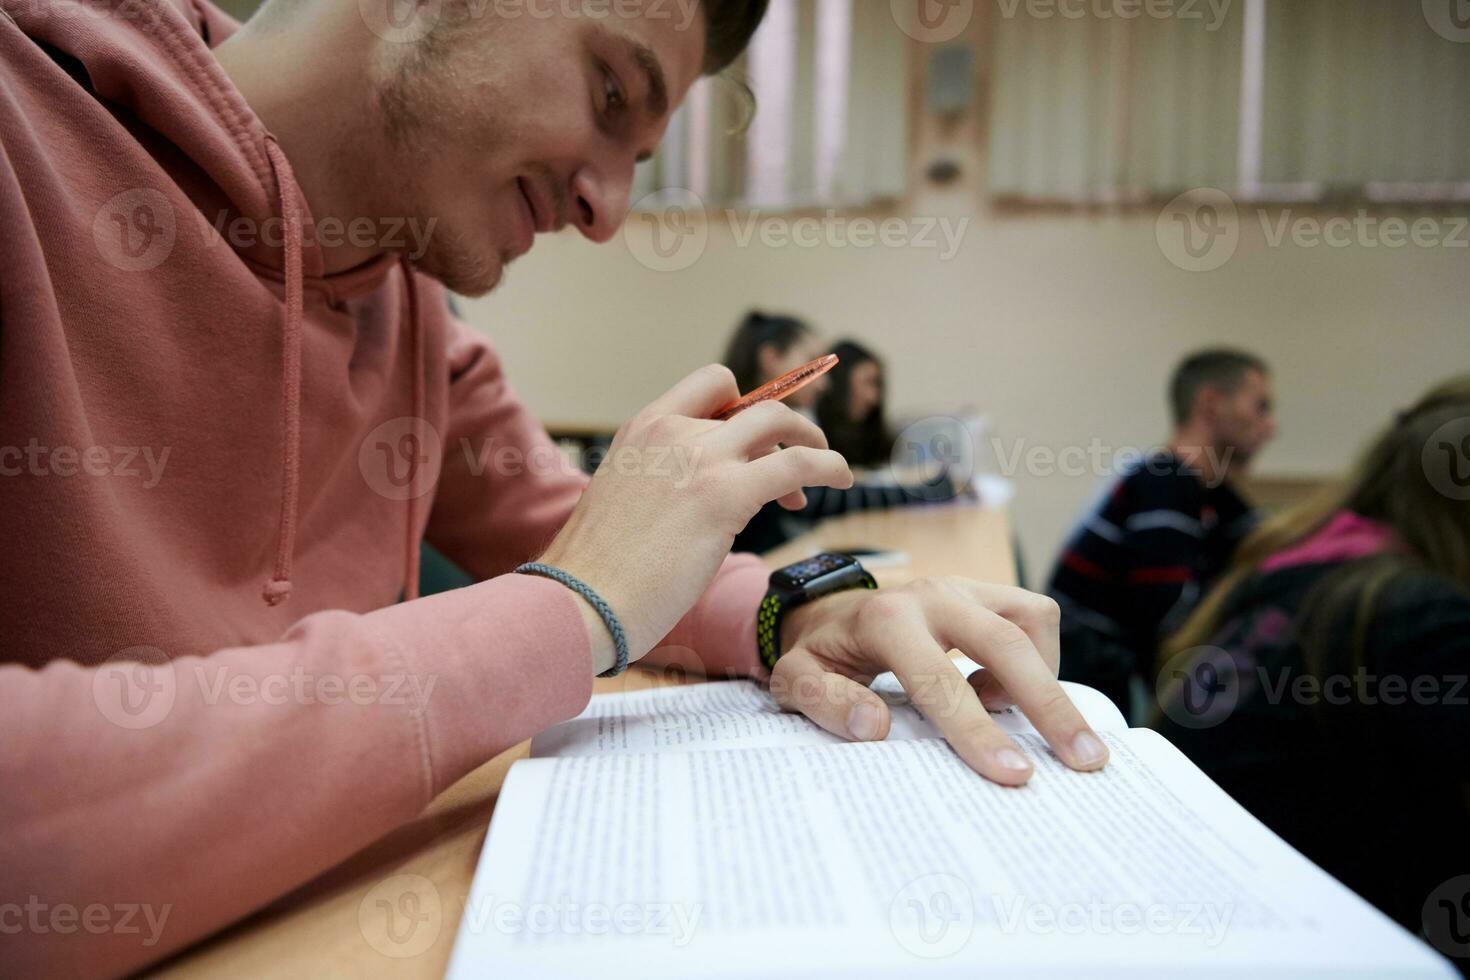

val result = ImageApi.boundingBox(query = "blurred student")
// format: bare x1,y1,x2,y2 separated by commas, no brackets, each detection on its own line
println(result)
1048,349,1277,716
817,340,892,468
1156,376,1470,938
723,315,960,553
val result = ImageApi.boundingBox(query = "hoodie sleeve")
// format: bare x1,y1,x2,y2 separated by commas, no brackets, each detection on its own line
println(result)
426,314,767,679
0,573,597,978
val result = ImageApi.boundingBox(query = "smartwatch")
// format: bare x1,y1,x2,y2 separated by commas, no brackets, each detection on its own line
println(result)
757,553,878,670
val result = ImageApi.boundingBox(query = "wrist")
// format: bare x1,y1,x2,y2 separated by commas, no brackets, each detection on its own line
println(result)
520,555,627,678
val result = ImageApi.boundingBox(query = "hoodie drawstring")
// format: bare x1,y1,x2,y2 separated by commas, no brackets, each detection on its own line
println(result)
257,140,425,607
262,136,303,607
399,253,423,603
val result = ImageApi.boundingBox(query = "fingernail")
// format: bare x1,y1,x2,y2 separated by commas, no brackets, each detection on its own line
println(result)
994,747,1032,773
1071,732,1107,767
847,702,882,741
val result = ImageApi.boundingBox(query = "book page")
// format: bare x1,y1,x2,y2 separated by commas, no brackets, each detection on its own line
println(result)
449,730,1451,978
530,677,1125,759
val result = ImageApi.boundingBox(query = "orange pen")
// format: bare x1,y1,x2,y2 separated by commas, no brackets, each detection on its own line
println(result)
712,354,840,422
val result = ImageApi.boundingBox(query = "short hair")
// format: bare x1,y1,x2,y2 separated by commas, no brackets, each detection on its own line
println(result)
702,0,770,74
1169,349,1269,426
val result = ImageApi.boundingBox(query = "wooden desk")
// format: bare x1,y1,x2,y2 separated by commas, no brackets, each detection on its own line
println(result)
151,504,1015,979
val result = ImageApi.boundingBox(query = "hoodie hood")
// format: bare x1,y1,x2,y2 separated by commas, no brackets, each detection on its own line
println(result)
5,0,424,604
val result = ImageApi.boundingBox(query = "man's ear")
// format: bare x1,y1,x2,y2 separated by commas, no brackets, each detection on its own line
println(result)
1196,386,1223,425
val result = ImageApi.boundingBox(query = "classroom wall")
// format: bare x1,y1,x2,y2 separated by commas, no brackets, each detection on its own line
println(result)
458,27,1470,582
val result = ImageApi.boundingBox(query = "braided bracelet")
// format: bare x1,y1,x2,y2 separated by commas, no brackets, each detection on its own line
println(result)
515,564,630,678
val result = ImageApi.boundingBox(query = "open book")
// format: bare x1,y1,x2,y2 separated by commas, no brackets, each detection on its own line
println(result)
447,678,1453,978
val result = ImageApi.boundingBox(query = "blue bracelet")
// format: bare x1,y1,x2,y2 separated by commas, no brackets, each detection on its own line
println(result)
515,564,630,678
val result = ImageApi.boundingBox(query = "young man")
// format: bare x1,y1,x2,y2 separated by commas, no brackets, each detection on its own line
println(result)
0,0,1109,972
1047,350,1278,718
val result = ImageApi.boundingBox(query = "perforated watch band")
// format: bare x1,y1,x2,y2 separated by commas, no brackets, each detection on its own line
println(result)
757,571,877,671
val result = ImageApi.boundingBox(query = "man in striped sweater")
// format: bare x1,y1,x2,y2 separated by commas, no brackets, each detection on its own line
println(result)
1047,350,1278,718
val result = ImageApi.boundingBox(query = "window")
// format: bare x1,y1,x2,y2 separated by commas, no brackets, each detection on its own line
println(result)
632,0,910,211
987,0,1470,204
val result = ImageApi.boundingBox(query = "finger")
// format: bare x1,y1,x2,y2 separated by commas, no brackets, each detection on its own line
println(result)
935,597,1108,772
712,399,829,458
779,489,807,511
967,667,1015,711
770,649,891,742
866,605,1037,785
744,446,853,507
957,583,1062,677
641,364,741,421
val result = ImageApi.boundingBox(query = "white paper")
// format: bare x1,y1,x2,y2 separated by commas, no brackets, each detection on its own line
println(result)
449,730,1451,978
530,678,1126,759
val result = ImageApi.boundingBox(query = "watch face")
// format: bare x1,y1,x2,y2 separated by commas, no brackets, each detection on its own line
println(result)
773,553,857,591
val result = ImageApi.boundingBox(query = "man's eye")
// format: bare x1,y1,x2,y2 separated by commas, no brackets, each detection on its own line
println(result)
602,67,627,116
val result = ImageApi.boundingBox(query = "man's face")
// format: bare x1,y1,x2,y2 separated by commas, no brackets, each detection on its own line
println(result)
369,1,707,295
1211,369,1277,466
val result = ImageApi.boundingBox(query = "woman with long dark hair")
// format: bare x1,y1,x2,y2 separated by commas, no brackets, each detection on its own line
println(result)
816,340,893,469
722,313,961,553
1155,375,1470,939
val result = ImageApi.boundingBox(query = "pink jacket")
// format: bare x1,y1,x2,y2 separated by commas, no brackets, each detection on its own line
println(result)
0,0,768,973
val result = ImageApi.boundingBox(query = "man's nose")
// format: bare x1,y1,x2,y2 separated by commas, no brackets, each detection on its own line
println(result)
570,164,632,244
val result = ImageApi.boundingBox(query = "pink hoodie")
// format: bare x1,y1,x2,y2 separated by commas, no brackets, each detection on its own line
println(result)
0,0,768,974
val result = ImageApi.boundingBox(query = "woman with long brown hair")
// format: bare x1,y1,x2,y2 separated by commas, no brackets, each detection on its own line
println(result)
1155,375,1470,941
